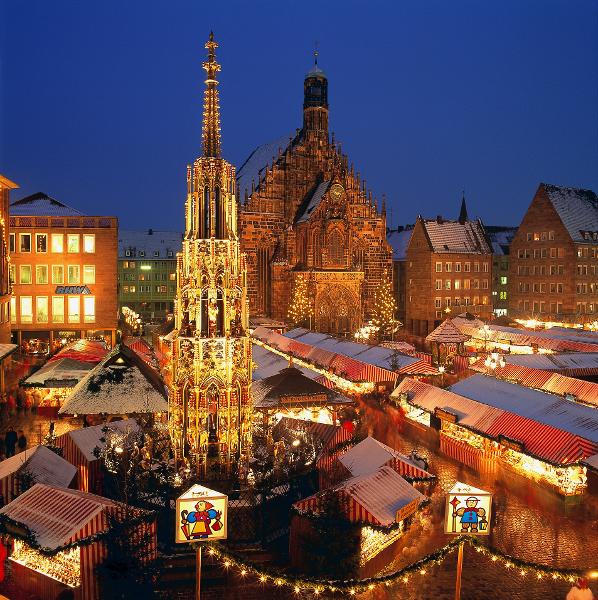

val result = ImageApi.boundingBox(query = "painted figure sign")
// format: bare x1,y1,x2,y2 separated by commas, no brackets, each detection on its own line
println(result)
176,484,228,543
445,481,492,536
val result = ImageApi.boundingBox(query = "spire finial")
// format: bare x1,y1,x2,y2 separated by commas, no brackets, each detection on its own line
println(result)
201,31,222,157
458,190,469,224
314,40,319,66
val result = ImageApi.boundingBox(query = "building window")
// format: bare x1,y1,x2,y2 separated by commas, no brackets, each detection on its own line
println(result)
455,263,461,272
9,265,15,285
129,285,136,293
83,296,95,323
445,263,452,272
36,265,48,285
83,265,95,284
125,249,131,257
67,234,80,253
35,233,47,253
20,296,33,323
9,233,15,253
435,262,442,272
167,250,174,258
464,262,471,272
20,265,32,284
169,273,176,281
52,296,65,323
83,235,95,253
533,232,540,241
454,279,461,290
52,265,64,284
19,233,31,253
67,265,80,284
435,279,442,290
445,280,451,290
139,251,145,257
10,297,16,324
327,230,345,266
67,296,80,323
549,231,555,240
36,297,49,323
153,251,160,257
435,298,441,308
51,234,64,253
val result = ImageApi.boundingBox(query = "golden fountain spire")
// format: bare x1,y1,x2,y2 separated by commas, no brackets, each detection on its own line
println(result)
202,31,221,158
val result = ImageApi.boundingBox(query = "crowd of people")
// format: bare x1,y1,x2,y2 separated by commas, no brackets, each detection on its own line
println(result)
0,427,27,459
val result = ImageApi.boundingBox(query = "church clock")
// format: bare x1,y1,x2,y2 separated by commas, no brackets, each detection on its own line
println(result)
329,183,345,202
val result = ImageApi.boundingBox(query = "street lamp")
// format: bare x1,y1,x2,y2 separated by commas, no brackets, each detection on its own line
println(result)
438,365,445,387
481,324,491,352
484,353,506,370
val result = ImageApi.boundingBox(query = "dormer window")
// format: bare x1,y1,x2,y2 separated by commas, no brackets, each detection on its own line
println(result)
139,251,145,257
154,251,160,257
125,249,131,257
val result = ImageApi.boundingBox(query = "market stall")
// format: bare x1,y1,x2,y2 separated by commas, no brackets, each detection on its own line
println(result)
0,445,77,503
425,319,470,367
0,483,156,600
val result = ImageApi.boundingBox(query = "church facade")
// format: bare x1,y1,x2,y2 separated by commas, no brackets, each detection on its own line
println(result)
237,58,392,335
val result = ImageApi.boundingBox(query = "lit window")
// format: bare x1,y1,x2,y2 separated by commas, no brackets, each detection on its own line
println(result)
10,297,16,324
36,265,48,285
19,234,31,253
68,296,80,323
51,234,64,253
83,296,95,323
36,297,48,323
68,265,80,284
35,233,47,253
83,234,95,253
435,262,442,272
9,265,15,285
52,265,64,284
169,273,176,281
500,276,507,285
20,265,32,284
67,234,80,253
52,296,64,323
20,296,33,323
83,265,95,284
129,285,136,293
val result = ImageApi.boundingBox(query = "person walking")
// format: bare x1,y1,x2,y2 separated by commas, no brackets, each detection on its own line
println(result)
17,430,27,452
4,427,17,457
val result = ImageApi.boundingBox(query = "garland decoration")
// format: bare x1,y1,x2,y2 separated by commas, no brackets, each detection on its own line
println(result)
201,536,595,596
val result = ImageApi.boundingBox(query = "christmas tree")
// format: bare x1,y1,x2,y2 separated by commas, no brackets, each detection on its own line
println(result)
287,275,314,328
371,271,398,340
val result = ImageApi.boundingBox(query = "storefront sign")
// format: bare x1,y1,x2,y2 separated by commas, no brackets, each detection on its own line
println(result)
445,481,492,535
434,407,458,423
175,484,228,543
55,286,91,295
498,435,525,452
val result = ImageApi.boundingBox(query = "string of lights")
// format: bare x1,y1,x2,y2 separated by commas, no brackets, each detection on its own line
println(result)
202,536,597,596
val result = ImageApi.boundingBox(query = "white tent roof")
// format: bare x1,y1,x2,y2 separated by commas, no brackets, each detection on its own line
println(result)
66,419,140,461
0,446,76,488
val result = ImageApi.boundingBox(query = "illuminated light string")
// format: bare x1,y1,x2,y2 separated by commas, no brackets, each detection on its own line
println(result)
202,536,595,596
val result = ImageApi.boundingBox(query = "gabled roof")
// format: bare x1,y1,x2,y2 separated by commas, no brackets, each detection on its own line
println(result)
236,133,294,201
252,367,351,409
541,183,598,243
0,445,77,488
10,192,84,217
418,217,492,254
339,436,434,479
295,180,331,223
485,226,518,256
0,483,116,550
426,319,470,344
118,230,182,259
386,228,413,260
59,345,168,415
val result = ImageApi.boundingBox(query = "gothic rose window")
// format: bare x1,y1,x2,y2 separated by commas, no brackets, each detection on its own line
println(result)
327,230,345,266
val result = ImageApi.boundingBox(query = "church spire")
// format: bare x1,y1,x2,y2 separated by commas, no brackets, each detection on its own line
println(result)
202,31,221,158
458,191,468,224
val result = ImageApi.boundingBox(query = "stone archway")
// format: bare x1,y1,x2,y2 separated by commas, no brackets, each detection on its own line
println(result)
315,285,360,335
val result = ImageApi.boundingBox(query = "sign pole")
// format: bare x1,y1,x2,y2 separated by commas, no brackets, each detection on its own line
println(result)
196,545,202,600
454,542,464,600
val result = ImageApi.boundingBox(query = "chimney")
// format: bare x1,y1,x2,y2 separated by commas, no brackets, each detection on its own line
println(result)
148,228,153,235
436,215,443,224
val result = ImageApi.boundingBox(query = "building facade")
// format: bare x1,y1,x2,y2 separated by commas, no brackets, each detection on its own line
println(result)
0,175,18,344
486,226,517,317
405,213,493,336
118,229,181,320
9,193,118,350
387,226,413,326
169,33,252,475
509,183,598,324
237,55,392,335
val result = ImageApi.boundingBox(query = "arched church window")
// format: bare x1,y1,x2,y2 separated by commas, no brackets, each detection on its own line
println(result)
327,230,345,266
203,186,210,238
200,289,209,335
215,187,223,239
312,230,321,268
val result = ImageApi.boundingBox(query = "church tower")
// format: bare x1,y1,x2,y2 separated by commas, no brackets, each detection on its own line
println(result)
303,50,328,134
169,32,252,476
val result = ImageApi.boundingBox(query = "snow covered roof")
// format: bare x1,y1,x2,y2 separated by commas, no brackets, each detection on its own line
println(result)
339,436,434,479
542,183,598,244
10,192,84,217
338,466,426,526
426,319,470,344
296,180,331,223
0,483,117,550
386,228,413,260
251,344,319,381
236,133,293,201
0,343,17,362
64,419,140,462
485,226,517,255
449,374,598,443
0,445,77,488
420,218,492,254
118,229,182,259
502,352,598,372
59,345,168,415
252,367,351,409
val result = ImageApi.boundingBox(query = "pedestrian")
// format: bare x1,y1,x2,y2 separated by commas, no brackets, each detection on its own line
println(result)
567,578,595,600
17,430,27,452
4,427,17,457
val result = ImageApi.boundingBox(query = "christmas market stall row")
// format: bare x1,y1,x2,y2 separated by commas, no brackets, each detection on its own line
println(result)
0,483,157,600
392,373,598,495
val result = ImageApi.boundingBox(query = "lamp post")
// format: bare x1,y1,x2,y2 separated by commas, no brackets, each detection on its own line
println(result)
438,365,445,387
484,352,505,371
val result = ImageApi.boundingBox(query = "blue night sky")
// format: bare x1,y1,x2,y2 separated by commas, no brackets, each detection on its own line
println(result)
1,0,596,231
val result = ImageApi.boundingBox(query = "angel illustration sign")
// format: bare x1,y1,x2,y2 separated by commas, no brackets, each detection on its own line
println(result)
175,484,228,543
444,481,492,536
